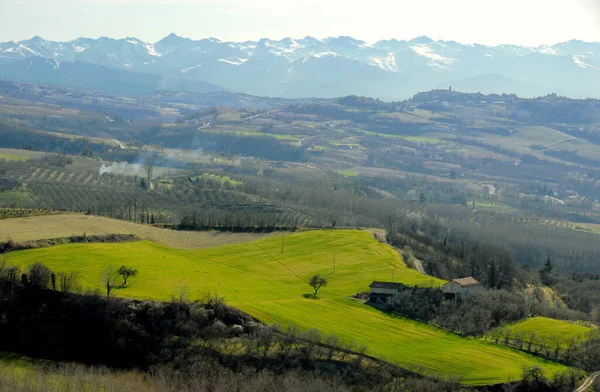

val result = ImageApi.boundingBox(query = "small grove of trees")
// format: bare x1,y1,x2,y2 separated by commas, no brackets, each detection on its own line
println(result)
309,275,327,297
519,365,584,392
486,327,593,364
0,261,79,293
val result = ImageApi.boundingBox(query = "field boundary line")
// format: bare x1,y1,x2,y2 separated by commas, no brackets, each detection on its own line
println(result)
254,243,308,284
179,248,299,286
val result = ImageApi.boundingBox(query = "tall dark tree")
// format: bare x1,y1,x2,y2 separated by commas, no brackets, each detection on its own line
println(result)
540,256,553,285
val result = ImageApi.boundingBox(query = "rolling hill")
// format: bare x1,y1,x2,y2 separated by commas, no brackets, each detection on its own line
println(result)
7,230,568,385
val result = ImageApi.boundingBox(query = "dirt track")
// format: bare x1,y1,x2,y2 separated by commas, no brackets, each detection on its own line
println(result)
574,372,599,392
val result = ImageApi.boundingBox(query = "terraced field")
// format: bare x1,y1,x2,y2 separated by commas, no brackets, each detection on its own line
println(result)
7,230,568,385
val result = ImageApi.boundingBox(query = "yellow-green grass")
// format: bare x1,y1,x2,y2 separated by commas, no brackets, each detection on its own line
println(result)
190,173,243,186
0,148,46,160
491,317,595,345
9,230,567,385
338,170,358,177
0,153,30,161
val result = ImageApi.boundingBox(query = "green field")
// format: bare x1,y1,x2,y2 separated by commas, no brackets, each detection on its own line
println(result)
491,317,595,344
8,230,568,385
0,153,29,161
338,170,358,177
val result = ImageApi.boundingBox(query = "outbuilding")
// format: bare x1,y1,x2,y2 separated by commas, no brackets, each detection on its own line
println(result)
368,281,406,306
441,277,484,300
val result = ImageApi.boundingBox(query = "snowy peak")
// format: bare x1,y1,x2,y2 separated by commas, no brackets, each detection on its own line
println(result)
325,36,366,47
0,34,599,99
409,36,435,45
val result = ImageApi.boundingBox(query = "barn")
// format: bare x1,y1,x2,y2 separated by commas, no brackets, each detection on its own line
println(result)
441,277,484,300
368,281,406,305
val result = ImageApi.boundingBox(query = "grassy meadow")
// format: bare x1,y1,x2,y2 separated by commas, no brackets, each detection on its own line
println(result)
0,148,46,161
0,153,29,162
491,317,595,344
8,230,569,385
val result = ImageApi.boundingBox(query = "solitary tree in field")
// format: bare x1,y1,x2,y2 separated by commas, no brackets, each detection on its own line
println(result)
118,265,138,286
101,267,117,298
58,271,78,293
309,275,327,298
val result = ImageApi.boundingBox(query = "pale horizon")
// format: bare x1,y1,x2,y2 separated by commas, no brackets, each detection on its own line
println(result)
1,0,599,47
4,32,600,48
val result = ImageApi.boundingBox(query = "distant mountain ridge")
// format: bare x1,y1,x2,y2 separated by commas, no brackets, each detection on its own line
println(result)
1,34,598,99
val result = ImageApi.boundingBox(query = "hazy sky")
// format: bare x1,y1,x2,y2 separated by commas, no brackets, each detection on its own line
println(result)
1,0,599,46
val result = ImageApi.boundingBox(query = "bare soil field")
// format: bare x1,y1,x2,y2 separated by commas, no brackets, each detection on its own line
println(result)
0,214,272,249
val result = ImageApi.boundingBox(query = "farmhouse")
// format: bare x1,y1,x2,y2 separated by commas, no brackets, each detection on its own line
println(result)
369,277,484,306
369,281,406,305
441,277,484,300
369,281,442,306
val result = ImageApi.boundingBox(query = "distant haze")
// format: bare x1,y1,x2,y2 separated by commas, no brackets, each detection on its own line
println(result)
0,0,599,46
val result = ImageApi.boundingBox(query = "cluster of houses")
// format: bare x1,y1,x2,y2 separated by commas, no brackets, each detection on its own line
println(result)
368,277,484,307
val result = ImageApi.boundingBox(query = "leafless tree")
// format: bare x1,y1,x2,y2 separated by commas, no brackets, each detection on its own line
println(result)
4,266,20,288
324,334,339,360
143,151,159,188
514,331,526,350
172,281,190,304
101,267,118,298
527,332,536,352
58,271,79,293
255,326,275,360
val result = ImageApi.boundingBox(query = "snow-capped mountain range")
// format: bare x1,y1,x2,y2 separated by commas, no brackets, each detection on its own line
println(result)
1,34,599,99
